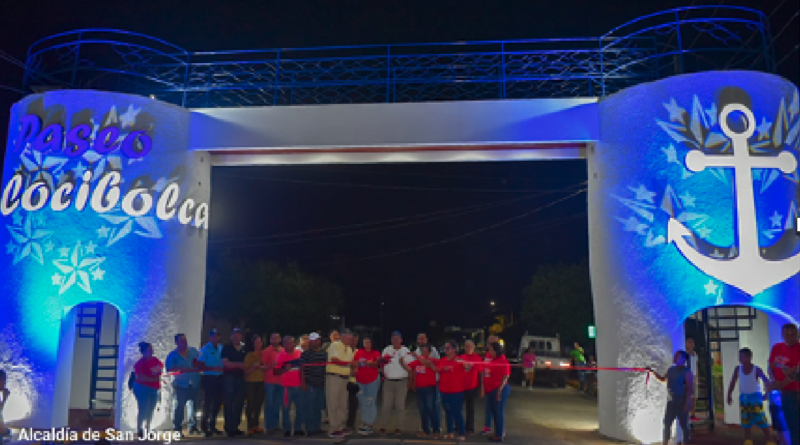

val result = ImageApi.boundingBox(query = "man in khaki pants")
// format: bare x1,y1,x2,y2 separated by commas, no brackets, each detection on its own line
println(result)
326,329,354,438
378,331,413,435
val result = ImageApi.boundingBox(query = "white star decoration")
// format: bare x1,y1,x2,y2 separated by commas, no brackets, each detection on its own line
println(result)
662,145,679,164
664,98,686,124
119,104,142,129
756,117,772,141
617,216,648,235
97,226,111,238
73,162,88,178
769,211,782,228
629,184,656,203
99,212,162,246
678,192,696,208
6,213,53,265
704,280,719,295
52,241,105,295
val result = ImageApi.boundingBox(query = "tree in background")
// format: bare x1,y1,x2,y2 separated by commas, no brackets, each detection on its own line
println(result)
206,252,344,335
520,258,594,351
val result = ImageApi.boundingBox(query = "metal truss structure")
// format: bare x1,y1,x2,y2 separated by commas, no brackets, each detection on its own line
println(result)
23,6,774,108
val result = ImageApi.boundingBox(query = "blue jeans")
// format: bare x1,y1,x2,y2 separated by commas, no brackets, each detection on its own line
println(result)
484,395,492,429
486,385,510,437
417,386,440,434
282,386,303,433
441,392,465,435
133,382,158,431
173,386,199,430
358,380,381,426
576,361,587,389
770,390,799,445
223,376,245,433
301,386,325,432
264,383,282,430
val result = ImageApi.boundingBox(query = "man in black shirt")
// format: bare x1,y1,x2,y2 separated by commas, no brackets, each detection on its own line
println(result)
301,333,327,435
221,328,247,437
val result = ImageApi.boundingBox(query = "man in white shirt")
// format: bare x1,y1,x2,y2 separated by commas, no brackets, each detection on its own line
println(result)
378,331,413,435
412,333,440,358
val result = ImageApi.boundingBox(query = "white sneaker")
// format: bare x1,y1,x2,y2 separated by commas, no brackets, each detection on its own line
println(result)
528,387,533,391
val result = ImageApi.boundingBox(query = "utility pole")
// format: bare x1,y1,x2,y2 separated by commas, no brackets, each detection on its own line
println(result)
380,295,385,348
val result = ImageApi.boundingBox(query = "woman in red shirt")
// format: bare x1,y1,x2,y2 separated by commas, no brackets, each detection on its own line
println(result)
133,342,163,438
438,340,471,441
354,337,382,435
404,344,440,438
459,340,483,435
482,342,510,442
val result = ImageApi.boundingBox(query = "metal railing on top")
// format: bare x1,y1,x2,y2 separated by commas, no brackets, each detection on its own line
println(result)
22,6,773,108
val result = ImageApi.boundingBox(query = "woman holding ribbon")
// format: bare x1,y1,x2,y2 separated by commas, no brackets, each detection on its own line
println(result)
133,342,163,439
482,342,510,442
438,340,471,441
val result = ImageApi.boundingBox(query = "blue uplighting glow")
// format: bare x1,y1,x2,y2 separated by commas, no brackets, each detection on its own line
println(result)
603,70,800,326
0,90,209,428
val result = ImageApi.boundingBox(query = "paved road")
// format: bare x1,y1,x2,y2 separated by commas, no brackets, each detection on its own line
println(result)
11,385,745,445
182,386,613,445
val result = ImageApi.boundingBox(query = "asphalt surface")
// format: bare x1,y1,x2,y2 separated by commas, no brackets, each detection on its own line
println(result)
177,386,613,445
9,385,750,445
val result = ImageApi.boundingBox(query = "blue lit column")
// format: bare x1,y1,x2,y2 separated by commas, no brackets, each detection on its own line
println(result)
589,71,800,443
0,91,210,430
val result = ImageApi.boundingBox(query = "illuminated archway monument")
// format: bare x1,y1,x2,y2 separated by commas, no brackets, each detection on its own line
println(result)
1,70,798,442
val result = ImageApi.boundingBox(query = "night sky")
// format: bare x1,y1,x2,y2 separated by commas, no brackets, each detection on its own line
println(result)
0,0,797,337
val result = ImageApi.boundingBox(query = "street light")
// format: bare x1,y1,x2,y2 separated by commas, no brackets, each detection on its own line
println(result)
490,301,495,307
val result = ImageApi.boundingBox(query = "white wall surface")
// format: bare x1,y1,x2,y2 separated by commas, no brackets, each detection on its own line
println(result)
189,98,598,165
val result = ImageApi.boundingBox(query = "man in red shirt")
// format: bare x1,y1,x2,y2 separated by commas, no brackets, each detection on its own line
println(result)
768,323,799,445
460,340,483,435
262,332,284,434
405,345,440,438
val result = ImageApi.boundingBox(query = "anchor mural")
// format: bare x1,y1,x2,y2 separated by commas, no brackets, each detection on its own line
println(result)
668,103,800,296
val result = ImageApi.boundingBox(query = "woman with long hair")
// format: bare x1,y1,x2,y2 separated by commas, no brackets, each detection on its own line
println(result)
354,337,381,435
438,340,470,441
482,342,510,442
133,342,163,438
244,335,266,435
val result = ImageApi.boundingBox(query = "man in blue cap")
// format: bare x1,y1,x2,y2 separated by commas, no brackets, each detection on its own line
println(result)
199,328,224,437
377,331,412,435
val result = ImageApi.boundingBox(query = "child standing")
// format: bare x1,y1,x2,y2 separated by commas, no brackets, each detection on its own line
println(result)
726,348,775,445
648,350,694,445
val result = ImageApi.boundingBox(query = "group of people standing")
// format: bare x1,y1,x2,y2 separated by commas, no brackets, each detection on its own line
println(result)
649,322,799,445
131,328,511,442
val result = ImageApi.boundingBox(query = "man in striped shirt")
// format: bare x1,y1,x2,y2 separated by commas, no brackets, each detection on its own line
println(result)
301,333,327,436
